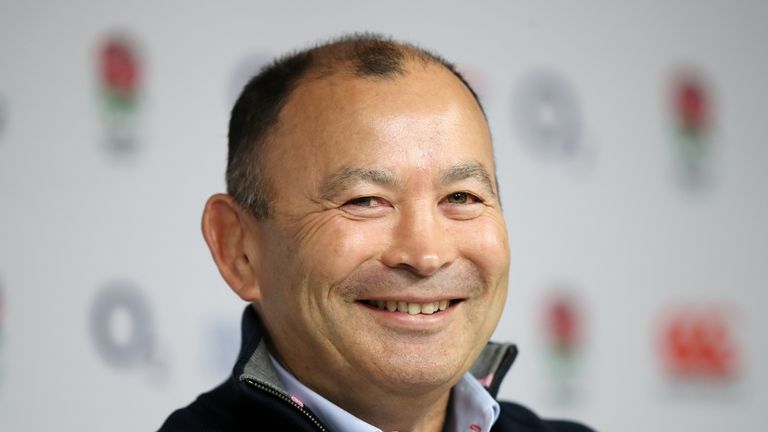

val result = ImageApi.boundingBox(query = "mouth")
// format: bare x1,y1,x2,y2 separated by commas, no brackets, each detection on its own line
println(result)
357,299,462,315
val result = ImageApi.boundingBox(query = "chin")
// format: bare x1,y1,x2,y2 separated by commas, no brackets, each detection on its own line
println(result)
362,345,471,394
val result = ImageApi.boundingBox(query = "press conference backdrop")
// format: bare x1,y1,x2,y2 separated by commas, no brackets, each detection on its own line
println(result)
1,1,766,431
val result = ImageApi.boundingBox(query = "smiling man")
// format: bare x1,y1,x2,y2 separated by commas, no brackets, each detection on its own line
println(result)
160,34,592,432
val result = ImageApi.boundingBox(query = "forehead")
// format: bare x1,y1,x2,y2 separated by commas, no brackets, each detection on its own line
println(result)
265,62,493,182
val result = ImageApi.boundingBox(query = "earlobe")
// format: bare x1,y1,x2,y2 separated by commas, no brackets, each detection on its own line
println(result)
201,193,262,301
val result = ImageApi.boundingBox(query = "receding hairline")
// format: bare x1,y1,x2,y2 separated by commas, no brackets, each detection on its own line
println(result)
258,42,491,164
278,34,485,113
307,35,438,76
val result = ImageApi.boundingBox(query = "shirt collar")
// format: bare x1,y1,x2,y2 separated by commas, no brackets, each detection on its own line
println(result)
446,371,501,432
270,355,500,432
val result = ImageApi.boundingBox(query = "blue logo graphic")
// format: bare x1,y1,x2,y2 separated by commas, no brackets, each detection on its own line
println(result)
89,281,157,370
514,70,583,159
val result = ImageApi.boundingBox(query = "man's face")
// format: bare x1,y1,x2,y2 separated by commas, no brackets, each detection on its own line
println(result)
250,63,509,399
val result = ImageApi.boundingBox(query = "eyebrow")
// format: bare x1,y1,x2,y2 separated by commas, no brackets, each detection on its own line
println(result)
318,167,400,201
441,161,497,198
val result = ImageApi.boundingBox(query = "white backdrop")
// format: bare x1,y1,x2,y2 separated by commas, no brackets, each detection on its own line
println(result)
1,1,766,431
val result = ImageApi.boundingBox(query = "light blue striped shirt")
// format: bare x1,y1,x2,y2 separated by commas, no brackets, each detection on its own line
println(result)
271,355,500,432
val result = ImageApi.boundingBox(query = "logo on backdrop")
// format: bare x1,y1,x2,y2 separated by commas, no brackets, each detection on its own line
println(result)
659,303,739,381
229,54,272,105
98,33,142,156
670,70,713,189
514,70,584,160
656,301,743,400
89,280,167,382
541,288,586,404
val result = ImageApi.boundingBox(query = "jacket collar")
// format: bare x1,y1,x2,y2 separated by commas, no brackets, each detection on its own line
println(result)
233,305,518,398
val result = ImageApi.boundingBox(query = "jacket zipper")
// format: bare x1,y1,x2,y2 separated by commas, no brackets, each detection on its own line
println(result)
243,377,329,432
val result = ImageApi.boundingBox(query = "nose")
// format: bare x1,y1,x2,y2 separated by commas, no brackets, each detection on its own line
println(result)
380,203,458,276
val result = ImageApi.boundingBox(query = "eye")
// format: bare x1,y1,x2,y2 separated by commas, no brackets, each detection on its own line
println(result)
444,192,481,205
339,196,392,218
345,196,385,207
440,192,485,220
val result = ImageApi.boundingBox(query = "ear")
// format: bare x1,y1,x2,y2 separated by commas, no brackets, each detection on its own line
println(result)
201,193,263,302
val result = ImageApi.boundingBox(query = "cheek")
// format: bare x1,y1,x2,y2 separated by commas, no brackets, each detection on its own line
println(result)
456,217,510,280
300,218,390,286
453,217,510,337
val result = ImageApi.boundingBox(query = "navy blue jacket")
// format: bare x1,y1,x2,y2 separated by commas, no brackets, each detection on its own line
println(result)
160,306,593,431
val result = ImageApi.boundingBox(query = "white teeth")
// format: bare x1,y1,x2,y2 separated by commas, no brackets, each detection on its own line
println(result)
408,303,420,315
368,300,452,315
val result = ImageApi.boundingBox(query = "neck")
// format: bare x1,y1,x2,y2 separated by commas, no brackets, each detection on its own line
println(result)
335,385,452,432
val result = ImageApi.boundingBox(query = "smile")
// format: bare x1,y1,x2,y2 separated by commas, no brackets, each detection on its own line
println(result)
361,299,457,315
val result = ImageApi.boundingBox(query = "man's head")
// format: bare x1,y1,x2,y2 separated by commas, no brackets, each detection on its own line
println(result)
202,34,509,422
